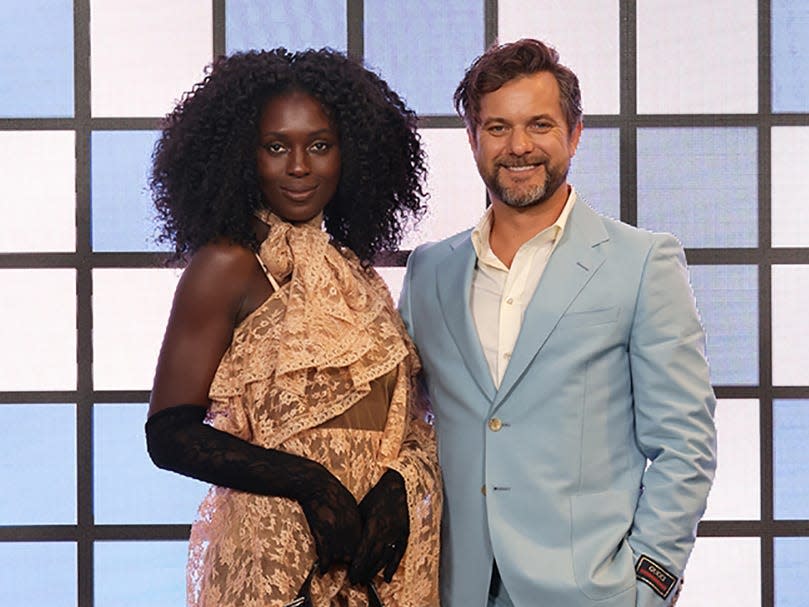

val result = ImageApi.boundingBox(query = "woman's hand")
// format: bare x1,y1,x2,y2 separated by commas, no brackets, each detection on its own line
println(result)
296,466,363,574
348,469,409,585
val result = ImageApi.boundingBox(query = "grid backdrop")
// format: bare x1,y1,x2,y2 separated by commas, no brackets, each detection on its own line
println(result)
1,1,808,606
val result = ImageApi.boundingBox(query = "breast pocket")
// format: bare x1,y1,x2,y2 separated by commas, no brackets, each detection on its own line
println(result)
556,306,619,330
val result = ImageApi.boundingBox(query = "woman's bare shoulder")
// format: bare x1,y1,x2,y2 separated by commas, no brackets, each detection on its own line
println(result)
178,240,260,295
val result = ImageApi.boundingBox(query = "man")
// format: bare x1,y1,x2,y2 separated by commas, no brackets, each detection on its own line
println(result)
399,39,716,607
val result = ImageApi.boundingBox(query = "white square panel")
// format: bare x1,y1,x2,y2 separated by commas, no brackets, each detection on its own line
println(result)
637,0,758,114
401,128,485,249
678,537,760,606
702,399,760,521
772,127,809,247
498,0,620,115
90,0,212,117
772,265,809,386
0,269,76,390
0,131,75,252
376,266,406,307
93,268,182,390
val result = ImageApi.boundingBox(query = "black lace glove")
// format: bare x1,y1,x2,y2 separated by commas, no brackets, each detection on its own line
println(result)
145,404,362,572
348,469,409,585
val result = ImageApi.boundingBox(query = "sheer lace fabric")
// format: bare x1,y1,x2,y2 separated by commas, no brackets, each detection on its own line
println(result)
187,213,441,607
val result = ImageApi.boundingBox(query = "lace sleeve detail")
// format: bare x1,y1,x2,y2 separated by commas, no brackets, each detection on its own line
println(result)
384,395,442,606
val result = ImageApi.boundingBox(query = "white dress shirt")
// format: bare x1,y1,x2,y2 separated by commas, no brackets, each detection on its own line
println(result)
470,189,578,387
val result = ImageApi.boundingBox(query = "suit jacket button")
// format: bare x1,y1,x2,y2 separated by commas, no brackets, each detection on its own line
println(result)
488,417,503,432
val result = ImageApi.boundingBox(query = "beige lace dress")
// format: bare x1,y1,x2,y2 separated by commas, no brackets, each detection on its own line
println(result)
186,211,442,607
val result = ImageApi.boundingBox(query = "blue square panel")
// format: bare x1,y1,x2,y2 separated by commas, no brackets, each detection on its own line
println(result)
0,0,74,117
637,128,758,248
0,404,76,525
226,0,346,52
0,542,76,607
688,265,758,386
95,541,187,607
775,537,809,607
91,131,169,252
569,127,620,221
364,0,484,115
94,403,209,524
774,400,809,520
772,1,809,113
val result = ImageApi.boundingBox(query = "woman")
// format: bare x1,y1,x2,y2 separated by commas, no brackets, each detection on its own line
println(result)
145,48,441,607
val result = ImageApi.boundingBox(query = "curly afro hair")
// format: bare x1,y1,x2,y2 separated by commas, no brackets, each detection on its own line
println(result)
150,48,427,264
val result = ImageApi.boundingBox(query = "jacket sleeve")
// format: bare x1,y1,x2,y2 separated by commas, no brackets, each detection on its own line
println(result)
627,233,717,607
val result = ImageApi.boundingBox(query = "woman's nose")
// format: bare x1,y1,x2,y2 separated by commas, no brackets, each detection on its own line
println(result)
287,147,310,176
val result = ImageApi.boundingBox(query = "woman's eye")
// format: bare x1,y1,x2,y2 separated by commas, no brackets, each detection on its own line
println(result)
263,142,286,154
310,141,331,153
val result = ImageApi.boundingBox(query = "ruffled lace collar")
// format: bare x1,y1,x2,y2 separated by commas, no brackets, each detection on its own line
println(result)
254,209,390,395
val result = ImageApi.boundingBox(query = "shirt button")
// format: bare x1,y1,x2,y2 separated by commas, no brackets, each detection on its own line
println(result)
481,485,487,496
505,297,514,304
503,352,511,359
488,417,503,432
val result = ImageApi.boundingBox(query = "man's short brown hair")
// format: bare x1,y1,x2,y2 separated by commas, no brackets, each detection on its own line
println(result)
454,38,583,136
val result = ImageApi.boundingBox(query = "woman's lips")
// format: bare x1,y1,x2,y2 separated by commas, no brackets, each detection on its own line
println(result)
281,185,318,201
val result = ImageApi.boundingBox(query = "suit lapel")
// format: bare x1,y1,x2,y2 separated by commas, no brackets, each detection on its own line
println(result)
436,236,498,402
493,202,610,409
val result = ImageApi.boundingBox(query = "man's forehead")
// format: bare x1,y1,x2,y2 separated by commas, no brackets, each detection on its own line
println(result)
478,74,562,117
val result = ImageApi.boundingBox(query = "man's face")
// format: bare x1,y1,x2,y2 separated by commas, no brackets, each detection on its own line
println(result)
469,71,581,210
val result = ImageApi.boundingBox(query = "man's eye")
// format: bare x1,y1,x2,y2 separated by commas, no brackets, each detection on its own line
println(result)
487,125,506,134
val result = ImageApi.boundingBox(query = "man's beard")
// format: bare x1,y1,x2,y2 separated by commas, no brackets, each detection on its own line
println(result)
484,158,569,209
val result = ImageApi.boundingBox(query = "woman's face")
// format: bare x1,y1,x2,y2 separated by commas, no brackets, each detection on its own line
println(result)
256,90,341,223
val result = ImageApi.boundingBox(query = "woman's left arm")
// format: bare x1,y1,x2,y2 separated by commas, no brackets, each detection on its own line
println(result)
349,409,442,586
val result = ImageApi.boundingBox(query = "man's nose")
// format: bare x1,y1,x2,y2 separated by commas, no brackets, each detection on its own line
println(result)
507,128,533,155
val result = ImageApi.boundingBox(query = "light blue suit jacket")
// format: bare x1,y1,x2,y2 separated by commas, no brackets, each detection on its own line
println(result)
399,199,717,607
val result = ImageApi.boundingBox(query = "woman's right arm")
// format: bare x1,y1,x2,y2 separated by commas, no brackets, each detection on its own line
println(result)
145,242,362,571
148,241,265,417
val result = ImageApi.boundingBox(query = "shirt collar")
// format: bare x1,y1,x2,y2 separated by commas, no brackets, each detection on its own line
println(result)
471,187,579,261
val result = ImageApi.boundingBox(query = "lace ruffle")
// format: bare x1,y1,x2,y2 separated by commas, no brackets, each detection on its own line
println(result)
207,211,409,447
